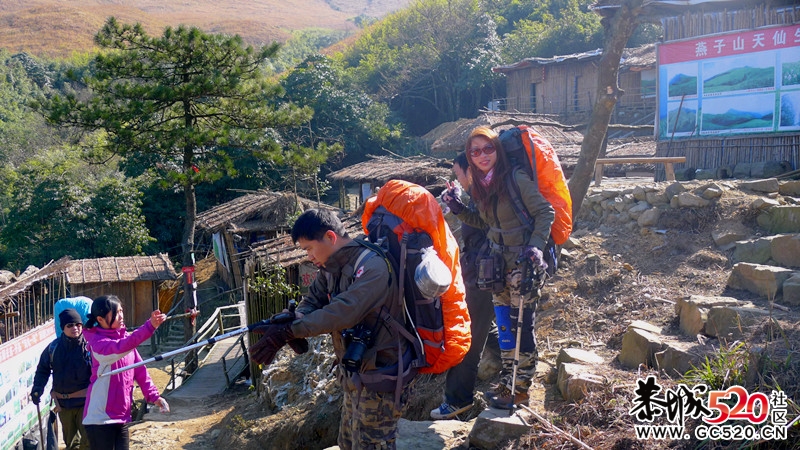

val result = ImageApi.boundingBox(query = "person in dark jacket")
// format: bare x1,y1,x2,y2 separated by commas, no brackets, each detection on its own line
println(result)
442,126,554,409
431,152,501,419
249,208,415,450
31,308,92,450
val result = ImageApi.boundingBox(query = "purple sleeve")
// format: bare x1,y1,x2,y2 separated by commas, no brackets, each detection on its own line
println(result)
131,349,160,403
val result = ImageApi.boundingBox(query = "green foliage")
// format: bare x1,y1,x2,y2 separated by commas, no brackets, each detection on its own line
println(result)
268,28,352,74
501,0,603,60
0,146,154,270
248,265,301,300
35,17,320,264
345,0,503,134
683,342,750,391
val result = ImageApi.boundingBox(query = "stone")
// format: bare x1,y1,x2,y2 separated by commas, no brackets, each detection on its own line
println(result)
619,327,664,369
665,182,686,198
770,234,800,268
733,237,773,265
557,362,605,401
627,320,662,334
556,348,605,366
733,163,753,178
637,208,660,227
779,180,800,197
695,168,716,180
727,263,795,298
655,341,712,376
751,161,792,179
676,192,711,208
757,205,800,233
645,191,669,205
674,295,743,336
740,178,780,194
783,274,800,306
702,186,723,199
705,306,772,341
711,221,749,248
469,409,530,449
632,186,647,202
752,197,781,210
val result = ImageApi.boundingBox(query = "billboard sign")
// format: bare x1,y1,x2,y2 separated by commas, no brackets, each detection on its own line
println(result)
658,24,800,138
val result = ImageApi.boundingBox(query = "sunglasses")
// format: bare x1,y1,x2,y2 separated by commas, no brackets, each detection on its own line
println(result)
65,323,82,329
468,144,496,158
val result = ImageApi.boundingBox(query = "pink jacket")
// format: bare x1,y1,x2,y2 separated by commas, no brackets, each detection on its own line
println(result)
82,321,160,425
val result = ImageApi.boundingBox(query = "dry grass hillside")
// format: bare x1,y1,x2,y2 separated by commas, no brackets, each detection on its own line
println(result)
0,0,412,58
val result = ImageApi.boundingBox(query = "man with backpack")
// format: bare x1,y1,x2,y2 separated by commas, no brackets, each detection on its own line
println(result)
249,208,416,450
31,308,92,450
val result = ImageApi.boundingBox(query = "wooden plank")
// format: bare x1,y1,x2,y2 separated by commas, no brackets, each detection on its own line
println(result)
595,157,686,164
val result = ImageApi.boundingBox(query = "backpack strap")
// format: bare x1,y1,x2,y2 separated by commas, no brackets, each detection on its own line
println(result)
48,339,59,366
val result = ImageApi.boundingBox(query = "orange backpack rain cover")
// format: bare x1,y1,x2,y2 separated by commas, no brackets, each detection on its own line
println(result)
519,125,573,245
362,180,471,374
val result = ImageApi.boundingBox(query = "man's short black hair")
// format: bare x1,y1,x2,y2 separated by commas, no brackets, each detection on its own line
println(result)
453,152,468,171
291,209,348,243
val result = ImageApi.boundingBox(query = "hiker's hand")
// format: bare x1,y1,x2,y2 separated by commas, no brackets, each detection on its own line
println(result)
440,181,465,215
287,338,309,355
30,390,41,405
149,310,167,329
249,322,295,366
155,397,170,413
520,246,547,272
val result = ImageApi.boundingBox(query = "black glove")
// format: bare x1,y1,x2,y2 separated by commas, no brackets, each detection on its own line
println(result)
249,322,295,366
520,246,548,273
30,390,41,405
287,338,309,355
259,311,309,356
440,186,465,215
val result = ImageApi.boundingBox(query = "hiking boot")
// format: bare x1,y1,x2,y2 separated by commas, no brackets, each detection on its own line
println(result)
488,386,529,410
430,402,472,420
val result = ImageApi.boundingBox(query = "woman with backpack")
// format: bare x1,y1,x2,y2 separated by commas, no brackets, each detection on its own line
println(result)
441,126,554,409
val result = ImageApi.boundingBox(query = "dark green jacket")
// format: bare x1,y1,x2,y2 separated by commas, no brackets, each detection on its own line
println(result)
456,168,555,270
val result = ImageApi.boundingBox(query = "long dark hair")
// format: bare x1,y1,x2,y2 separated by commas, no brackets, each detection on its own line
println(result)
465,126,511,209
86,295,122,329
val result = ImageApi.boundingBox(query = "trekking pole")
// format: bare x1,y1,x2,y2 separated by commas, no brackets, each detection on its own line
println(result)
35,401,46,450
508,254,544,416
99,312,295,377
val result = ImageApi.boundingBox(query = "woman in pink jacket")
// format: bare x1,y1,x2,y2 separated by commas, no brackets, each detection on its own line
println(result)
82,295,169,449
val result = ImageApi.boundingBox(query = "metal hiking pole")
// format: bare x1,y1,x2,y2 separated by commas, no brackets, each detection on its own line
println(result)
508,256,534,415
35,401,46,450
99,312,294,377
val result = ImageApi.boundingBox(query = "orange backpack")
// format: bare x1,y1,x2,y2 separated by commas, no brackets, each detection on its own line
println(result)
362,180,471,374
499,125,573,246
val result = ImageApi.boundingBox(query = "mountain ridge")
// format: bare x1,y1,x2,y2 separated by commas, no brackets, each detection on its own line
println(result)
0,0,411,58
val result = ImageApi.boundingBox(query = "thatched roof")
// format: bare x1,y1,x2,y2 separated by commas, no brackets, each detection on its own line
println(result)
427,111,656,171
492,43,655,74
247,214,365,268
67,254,177,284
326,155,452,186
0,257,72,301
428,112,585,155
195,191,336,234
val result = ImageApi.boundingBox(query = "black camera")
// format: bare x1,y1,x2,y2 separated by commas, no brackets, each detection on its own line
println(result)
341,324,374,372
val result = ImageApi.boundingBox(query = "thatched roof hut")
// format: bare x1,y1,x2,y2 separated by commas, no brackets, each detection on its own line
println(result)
195,191,333,235
326,155,452,209
67,254,178,326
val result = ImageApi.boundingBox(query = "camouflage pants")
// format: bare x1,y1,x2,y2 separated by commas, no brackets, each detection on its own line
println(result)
493,267,540,394
337,369,416,450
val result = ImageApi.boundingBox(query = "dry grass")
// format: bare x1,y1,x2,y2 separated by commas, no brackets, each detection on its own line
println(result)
0,0,412,59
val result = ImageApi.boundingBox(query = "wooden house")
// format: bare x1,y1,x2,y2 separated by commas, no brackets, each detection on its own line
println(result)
66,254,177,327
195,190,336,289
492,44,656,125
649,0,800,173
326,155,452,210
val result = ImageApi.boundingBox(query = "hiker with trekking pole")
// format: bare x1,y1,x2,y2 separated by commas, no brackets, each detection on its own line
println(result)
441,125,556,410
31,308,92,450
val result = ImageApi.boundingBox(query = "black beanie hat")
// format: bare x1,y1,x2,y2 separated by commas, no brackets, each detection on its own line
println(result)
59,308,83,329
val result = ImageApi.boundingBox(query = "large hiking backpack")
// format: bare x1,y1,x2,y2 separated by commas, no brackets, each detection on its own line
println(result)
499,125,573,246
362,180,471,374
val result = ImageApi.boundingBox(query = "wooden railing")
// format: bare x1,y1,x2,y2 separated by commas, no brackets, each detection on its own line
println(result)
161,303,245,393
